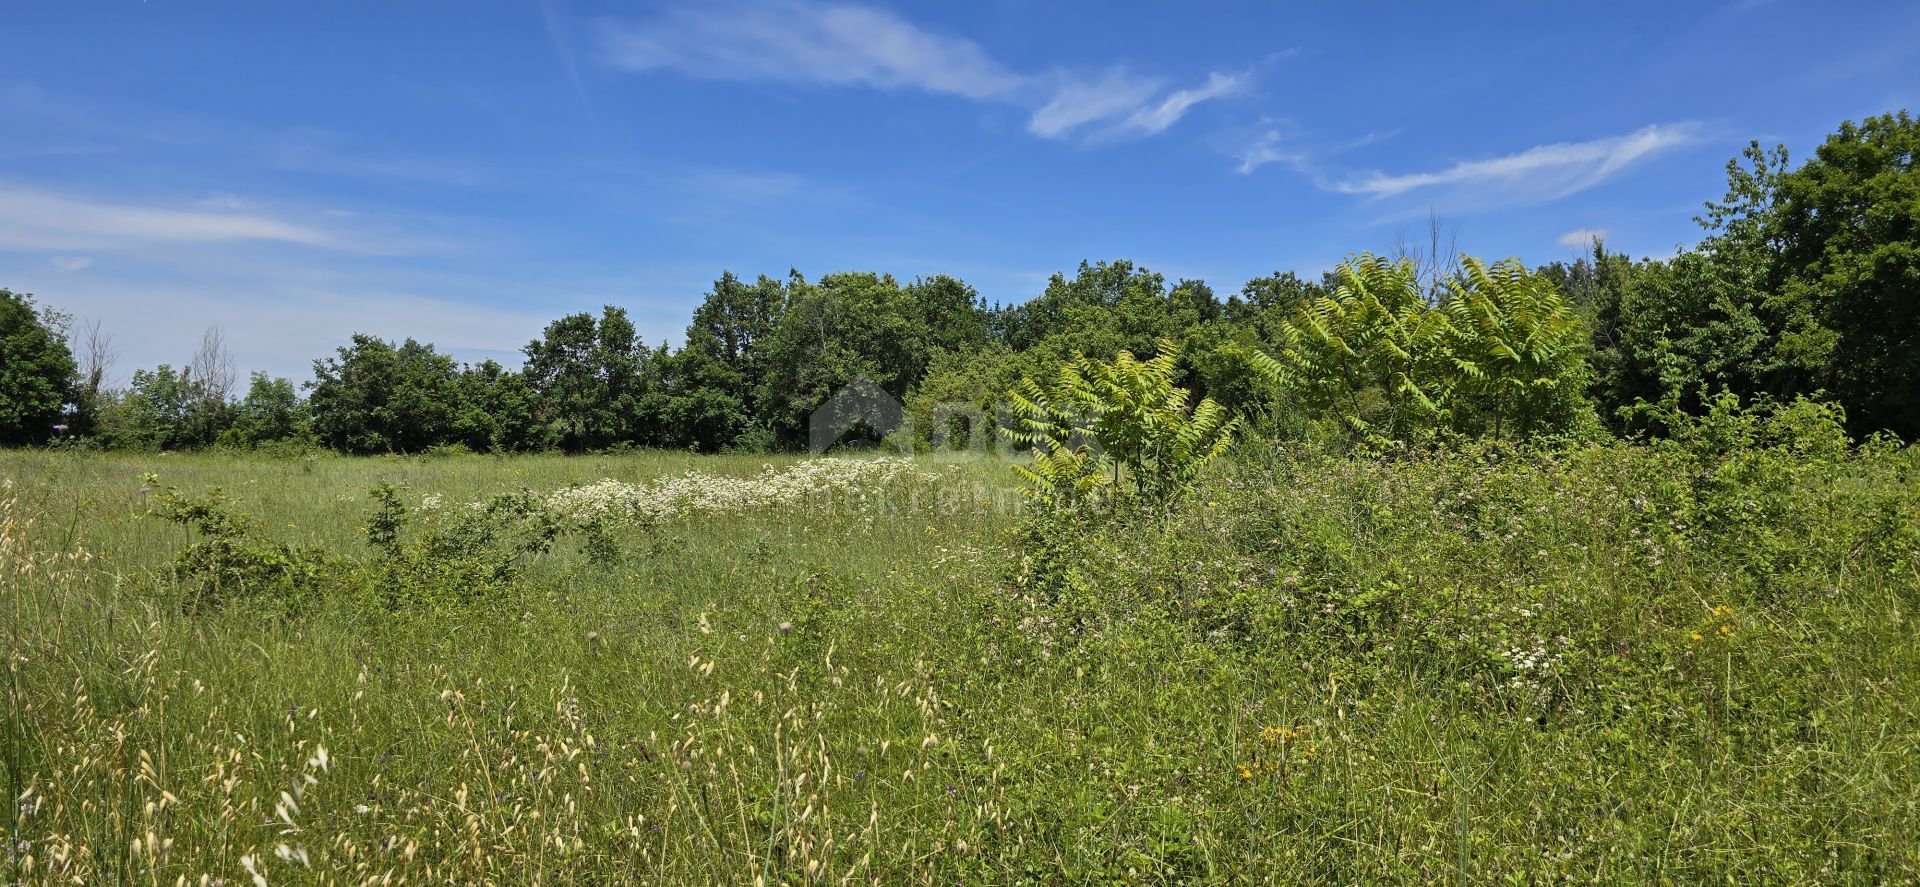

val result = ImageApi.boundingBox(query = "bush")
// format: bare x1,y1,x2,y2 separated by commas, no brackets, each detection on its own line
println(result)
360,483,562,609
145,474,333,611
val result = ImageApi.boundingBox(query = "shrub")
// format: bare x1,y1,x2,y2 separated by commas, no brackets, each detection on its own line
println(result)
361,483,562,609
1003,339,1240,510
145,474,332,611
1246,253,1596,445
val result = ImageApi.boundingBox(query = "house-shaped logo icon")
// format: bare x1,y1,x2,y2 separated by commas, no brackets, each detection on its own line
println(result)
808,376,907,454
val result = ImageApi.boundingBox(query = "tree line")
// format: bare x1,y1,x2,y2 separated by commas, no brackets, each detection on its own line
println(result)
1,111,1914,453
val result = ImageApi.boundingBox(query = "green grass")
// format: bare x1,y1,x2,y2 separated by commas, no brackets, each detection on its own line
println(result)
3,442,1918,884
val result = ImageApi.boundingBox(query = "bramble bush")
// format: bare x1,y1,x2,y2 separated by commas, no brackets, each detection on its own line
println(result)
145,474,333,612
361,482,564,609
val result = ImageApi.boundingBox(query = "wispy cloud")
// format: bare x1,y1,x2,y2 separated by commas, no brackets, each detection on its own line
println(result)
0,184,350,252
594,0,1024,99
1111,72,1247,138
49,255,93,272
1556,227,1609,247
592,0,1243,142
1235,128,1304,175
1329,124,1703,201
0,183,443,256
1026,69,1165,139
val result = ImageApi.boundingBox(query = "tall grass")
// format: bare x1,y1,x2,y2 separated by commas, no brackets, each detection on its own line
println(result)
3,441,1917,883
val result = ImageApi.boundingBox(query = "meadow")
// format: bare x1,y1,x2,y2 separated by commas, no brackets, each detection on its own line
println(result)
4,419,1920,883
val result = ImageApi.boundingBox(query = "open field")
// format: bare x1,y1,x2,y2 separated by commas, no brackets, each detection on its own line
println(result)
4,441,1920,884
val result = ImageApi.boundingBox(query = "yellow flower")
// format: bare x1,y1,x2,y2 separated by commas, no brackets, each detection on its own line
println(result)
1690,632,1703,642
1260,725,1304,744
1236,765,1254,782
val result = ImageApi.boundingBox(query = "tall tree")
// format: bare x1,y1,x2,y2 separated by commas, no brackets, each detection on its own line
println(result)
452,360,546,452
186,325,237,447
0,289,76,445
523,306,651,451
221,373,310,448
995,260,1167,353
906,274,989,356
1770,111,1920,436
756,271,926,446
654,330,753,451
308,335,462,454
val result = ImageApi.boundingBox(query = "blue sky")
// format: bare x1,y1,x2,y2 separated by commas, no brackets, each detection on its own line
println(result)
4,0,1915,381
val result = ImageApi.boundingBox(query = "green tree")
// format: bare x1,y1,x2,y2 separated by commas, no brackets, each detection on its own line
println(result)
906,345,1025,452
907,274,990,356
688,272,785,399
1538,239,1636,415
1251,255,1453,441
1770,111,1920,436
1612,251,1775,422
757,271,927,446
1441,257,1594,439
452,360,547,452
219,373,312,448
1004,339,1240,507
653,330,754,451
523,306,652,451
0,289,76,444
995,260,1168,353
308,335,462,454
96,365,198,450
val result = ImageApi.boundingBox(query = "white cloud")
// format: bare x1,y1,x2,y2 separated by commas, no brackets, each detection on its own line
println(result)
0,184,353,253
1556,227,1609,247
1025,69,1164,139
49,255,94,272
593,1,1243,143
1112,72,1247,138
595,0,1023,99
0,184,444,257
1329,124,1702,202
1236,129,1304,174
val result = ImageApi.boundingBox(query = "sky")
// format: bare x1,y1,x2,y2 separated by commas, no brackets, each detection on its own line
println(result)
3,0,1916,382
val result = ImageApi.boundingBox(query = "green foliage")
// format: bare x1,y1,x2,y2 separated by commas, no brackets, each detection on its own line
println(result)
0,288,76,445
1441,257,1595,438
522,306,652,451
218,372,313,449
1599,112,1920,440
1253,255,1452,441
145,474,332,611
1248,254,1594,443
96,364,199,450
1770,111,1920,437
755,271,932,446
361,482,562,609
654,329,755,452
1004,339,1240,507
451,359,548,453
308,335,464,454
904,345,1024,452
